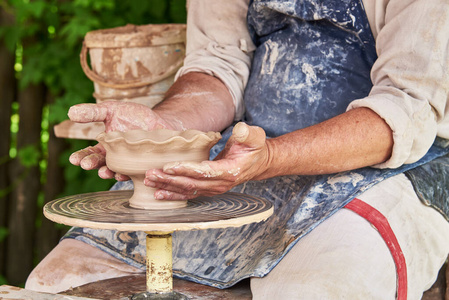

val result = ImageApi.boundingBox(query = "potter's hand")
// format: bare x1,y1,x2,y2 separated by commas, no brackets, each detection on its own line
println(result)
68,102,174,133
68,101,176,180
143,122,270,200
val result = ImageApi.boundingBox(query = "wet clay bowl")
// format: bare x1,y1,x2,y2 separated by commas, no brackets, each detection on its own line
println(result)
97,129,221,210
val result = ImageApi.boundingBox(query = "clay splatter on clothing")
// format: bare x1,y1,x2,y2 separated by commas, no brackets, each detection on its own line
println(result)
64,0,449,289
65,141,448,288
245,0,376,137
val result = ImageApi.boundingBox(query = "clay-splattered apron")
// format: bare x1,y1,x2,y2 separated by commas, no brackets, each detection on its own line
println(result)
65,0,449,288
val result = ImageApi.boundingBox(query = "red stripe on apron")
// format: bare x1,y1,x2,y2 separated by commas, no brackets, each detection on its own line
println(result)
345,198,407,300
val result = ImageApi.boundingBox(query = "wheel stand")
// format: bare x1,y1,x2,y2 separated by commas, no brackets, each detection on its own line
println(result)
44,190,273,299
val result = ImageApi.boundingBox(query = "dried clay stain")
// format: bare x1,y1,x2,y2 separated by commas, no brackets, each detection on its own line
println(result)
102,48,122,79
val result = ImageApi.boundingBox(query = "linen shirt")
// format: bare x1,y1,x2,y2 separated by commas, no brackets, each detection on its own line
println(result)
176,0,449,169
63,1,449,287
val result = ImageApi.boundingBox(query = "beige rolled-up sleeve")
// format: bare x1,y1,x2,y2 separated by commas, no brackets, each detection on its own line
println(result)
175,0,255,121
349,0,449,168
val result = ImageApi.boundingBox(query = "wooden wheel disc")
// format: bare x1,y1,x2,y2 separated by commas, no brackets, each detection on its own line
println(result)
44,190,273,232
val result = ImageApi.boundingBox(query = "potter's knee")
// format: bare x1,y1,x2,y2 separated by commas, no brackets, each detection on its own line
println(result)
25,269,50,293
26,239,144,294
25,259,68,293
24,239,94,293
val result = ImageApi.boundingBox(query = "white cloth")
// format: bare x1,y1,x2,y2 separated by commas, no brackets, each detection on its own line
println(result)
177,0,449,169
176,0,254,121
250,173,449,299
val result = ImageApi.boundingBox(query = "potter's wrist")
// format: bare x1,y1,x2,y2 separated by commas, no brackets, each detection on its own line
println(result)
253,139,276,181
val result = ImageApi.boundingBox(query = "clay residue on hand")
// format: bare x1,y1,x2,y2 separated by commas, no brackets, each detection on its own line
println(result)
163,161,223,178
227,168,241,177
68,104,107,123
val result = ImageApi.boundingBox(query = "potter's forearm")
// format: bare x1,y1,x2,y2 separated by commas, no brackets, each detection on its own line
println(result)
259,107,394,178
154,72,235,132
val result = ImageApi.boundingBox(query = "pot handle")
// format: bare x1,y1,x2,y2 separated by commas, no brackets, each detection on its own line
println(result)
80,41,184,89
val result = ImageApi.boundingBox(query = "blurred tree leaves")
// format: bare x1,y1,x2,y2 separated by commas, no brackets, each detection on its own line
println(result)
0,0,186,195
17,144,40,168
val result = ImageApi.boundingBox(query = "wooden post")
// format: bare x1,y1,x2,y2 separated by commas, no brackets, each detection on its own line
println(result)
36,125,69,262
7,83,45,285
0,7,16,278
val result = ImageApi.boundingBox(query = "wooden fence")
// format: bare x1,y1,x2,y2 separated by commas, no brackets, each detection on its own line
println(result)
0,9,69,286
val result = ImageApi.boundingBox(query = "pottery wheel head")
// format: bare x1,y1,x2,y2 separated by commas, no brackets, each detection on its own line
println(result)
44,191,273,232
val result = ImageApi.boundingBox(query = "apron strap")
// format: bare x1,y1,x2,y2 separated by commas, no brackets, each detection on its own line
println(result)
344,198,407,300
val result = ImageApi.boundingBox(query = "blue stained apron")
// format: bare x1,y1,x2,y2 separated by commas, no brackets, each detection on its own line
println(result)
64,0,449,289
244,0,377,136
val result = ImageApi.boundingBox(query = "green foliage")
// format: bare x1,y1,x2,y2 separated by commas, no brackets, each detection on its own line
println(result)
0,274,7,285
0,227,8,243
1,0,187,195
17,144,40,168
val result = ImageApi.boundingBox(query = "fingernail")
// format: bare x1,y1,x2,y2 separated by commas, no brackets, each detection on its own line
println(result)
155,193,164,200
69,153,79,165
80,159,93,170
145,174,158,181
165,169,175,175
144,179,156,187
147,174,158,181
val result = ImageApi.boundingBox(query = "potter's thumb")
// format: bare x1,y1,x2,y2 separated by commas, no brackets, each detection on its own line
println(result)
232,122,266,148
68,103,108,123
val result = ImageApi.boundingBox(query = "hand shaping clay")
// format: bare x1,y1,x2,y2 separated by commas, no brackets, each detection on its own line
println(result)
97,129,221,209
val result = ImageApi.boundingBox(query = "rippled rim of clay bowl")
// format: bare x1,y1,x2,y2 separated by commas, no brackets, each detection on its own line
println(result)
96,129,221,151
